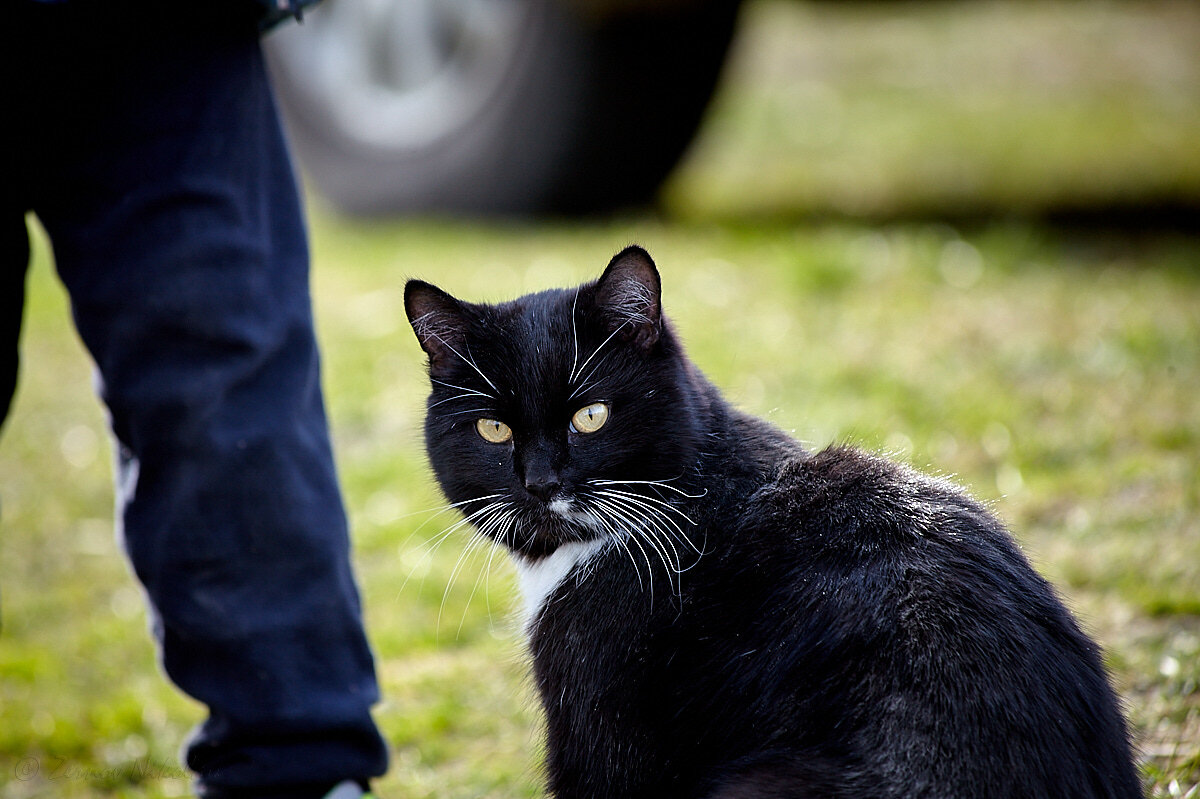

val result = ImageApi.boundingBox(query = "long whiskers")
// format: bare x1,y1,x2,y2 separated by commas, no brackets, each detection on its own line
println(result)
569,288,581,385
588,478,707,558
403,474,707,629
401,500,506,586
576,478,707,602
393,493,509,577
592,488,702,554
397,492,515,637
589,495,676,603
428,379,497,409
592,497,700,590
418,324,502,397
440,500,521,638
589,477,709,499
568,320,631,400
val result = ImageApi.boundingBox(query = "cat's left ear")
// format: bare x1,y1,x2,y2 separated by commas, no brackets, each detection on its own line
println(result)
595,245,663,351
405,279,468,376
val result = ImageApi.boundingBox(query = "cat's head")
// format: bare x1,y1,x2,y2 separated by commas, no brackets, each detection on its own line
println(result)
405,246,706,560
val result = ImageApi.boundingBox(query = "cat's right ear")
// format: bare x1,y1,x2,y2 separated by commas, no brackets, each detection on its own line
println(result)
405,280,466,376
595,245,663,351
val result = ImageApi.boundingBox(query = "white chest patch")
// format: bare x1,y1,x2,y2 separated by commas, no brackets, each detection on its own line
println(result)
514,538,607,630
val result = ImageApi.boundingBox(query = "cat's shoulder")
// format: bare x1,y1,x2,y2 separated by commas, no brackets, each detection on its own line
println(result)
753,444,1003,553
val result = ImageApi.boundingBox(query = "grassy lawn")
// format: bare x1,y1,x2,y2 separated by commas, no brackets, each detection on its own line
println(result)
3,1,1198,797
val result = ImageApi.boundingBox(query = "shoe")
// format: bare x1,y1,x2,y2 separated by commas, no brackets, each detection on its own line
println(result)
323,781,374,799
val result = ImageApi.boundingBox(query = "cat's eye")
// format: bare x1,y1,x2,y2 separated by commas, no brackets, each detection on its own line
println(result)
476,418,513,444
570,402,610,434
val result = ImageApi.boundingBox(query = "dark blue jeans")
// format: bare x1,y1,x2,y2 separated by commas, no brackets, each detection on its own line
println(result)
9,4,388,794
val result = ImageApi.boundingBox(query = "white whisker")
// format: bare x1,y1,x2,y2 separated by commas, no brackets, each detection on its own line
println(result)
443,407,495,418
431,378,496,401
456,507,518,638
438,497,516,635
427,331,502,397
621,521,658,605
589,478,709,500
568,321,630,397
569,288,582,384
594,486,698,525
397,494,512,595
593,489,701,557
392,492,508,533
587,501,647,594
429,394,490,410
568,373,609,403
586,494,670,603
593,493,688,571
592,495,676,571
439,530,492,638
590,495,683,598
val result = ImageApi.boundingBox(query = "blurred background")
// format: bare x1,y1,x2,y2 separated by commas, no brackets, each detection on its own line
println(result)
3,1,1198,797
264,0,1200,224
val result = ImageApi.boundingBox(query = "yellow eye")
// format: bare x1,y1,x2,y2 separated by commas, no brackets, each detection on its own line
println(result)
476,418,513,444
570,402,610,434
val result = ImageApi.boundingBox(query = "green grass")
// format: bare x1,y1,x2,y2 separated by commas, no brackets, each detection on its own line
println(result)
3,1,1198,797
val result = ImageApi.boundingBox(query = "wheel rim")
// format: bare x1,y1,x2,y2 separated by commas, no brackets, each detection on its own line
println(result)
268,0,529,151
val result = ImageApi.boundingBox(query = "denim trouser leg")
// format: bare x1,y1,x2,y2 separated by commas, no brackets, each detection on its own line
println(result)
1,218,29,427
16,5,388,792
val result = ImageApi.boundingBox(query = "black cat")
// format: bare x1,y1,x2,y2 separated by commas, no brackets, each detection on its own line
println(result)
404,246,1142,799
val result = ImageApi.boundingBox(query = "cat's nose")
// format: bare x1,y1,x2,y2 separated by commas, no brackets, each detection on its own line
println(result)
525,474,562,502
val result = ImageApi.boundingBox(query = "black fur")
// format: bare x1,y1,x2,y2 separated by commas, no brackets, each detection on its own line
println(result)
404,246,1142,799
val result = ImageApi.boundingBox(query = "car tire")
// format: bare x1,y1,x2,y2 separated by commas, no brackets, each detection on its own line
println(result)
264,0,742,216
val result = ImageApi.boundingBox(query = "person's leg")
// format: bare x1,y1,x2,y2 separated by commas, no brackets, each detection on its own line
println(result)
1,218,29,429
21,5,387,795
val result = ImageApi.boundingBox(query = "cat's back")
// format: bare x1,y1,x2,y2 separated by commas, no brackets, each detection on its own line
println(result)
750,443,1069,611
756,443,1000,554
707,444,1143,798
